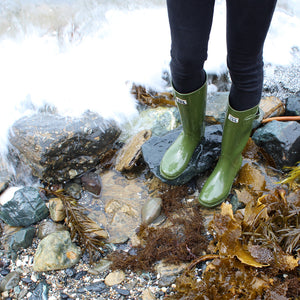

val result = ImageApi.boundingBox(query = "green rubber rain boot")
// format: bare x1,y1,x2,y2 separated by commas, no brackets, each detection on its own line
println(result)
198,104,259,208
160,82,207,180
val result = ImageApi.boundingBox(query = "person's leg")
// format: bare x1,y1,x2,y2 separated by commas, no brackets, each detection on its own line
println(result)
199,0,277,207
167,0,215,93
160,0,215,181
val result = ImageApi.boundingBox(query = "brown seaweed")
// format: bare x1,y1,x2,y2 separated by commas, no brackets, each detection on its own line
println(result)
42,188,108,263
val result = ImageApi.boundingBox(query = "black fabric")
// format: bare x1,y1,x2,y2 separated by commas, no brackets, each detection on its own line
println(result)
167,0,277,110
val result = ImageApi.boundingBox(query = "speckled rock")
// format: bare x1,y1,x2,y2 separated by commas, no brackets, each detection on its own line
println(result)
49,198,66,222
33,231,81,272
104,270,125,286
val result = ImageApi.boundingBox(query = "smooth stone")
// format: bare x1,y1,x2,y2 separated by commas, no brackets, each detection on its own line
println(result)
104,270,125,286
81,172,101,196
88,259,112,275
252,120,300,168
33,231,81,272
115,129,152,172
64,182,82,200
142,288,156,300
49,198,65,222
9,227,36,252
0,187,49,227
154,261,189,278
115,288,130,296
158,275,177,287
77,282,107,293
0,271,20,292
142,124,222,185
37,220,67,239
28,281,49,300
141,197,162,225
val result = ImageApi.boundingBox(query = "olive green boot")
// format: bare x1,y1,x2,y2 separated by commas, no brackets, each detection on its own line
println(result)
160,82,207,180
198,104,259,208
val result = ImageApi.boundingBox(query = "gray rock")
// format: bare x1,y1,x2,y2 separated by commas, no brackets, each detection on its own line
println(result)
77,282,108,293
29,281,49,300
142,124,222,185
33,231,81,272
0,187,49,227
8,112,121,183
37,220,67,239
252,120,300,168
0,271,20,292
285,93,300,116
206,92,228,123
64,182,82,200
141,197,162,225
9,227,35,252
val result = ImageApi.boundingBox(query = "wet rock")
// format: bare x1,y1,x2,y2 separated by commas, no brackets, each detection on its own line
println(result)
121,107,180,142
37,220,67,239
260,96,285,119
49,198,65,222
142,124,222,185
104,270,125,286
115,288,130,296
0,271,20,292
0,187,49,227
81,172,101,196
236,163,266,192
8,227,35,252
141,197,162,225
206,92,228,123
285,93,300,116
154,261,189,278
88,170,150,244
158,275,177,287
88,259,112,275
33,231,81,272
29,281,49,300
252,121,300,168
115,129,151,172
64,182,82,200
8,112,121,183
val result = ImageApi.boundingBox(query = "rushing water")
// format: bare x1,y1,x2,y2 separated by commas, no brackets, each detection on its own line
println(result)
0,0,299,153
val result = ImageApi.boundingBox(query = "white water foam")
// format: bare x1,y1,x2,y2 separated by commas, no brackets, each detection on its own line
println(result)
0,0,299,154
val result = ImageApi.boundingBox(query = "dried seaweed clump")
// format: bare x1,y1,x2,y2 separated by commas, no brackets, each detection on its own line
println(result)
172,187,300,299
43,188,108,263
131,84,176,107
110,186,208,271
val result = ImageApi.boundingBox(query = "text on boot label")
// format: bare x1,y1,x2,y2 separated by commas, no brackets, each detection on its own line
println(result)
176,97,187,105
228,114,239,123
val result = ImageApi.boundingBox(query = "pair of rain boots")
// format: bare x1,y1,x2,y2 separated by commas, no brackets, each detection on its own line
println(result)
159,82,259,208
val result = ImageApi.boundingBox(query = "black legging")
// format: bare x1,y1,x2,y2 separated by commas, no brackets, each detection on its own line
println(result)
167,0,277,110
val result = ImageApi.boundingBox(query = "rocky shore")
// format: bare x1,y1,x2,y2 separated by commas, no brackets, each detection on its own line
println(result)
0,70,299,300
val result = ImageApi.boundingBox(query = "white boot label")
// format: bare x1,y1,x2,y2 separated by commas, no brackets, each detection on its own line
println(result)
228,114,239,123
176,97,187,105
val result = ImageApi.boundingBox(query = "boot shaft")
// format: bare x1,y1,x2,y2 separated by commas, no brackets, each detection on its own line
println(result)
174,82,207,139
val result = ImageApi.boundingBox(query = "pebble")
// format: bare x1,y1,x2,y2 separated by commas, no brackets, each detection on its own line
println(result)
104,270,126,286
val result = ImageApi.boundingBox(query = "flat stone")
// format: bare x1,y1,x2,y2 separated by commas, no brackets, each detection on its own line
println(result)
104,270,125,286
142,288,156,300
0,271,20,292
9,226,36,252
260,96,285,119
115,129,151,171
142,124,222,185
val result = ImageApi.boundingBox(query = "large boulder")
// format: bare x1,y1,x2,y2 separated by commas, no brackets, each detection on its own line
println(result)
8,112,121,183
252,120,300,168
